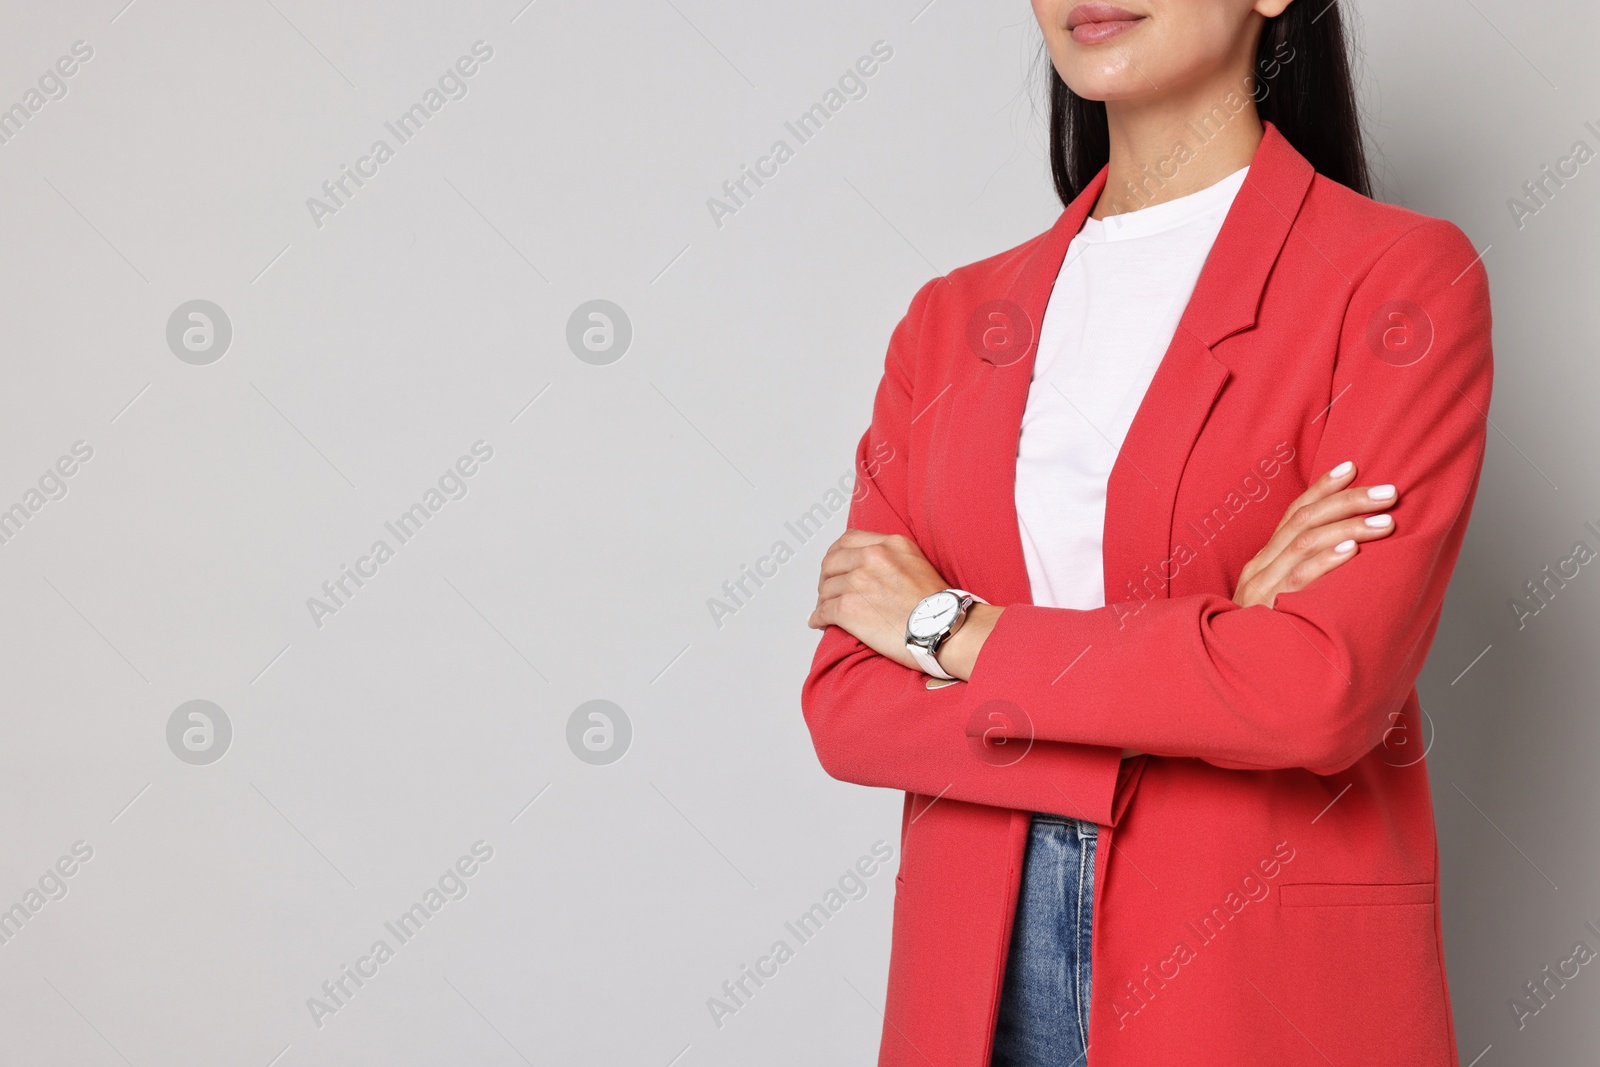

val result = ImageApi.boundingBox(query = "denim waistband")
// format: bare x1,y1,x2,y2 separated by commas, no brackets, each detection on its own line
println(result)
1029,811,1098,837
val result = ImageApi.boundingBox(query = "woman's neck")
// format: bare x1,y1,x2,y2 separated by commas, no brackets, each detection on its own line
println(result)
1092,90,1265,220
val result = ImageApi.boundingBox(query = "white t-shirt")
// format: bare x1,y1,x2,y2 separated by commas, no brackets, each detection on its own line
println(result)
1015,166,1248,609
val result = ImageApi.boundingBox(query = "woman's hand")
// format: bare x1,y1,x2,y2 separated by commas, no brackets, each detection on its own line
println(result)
1233,461,1399,610
808,530,953,671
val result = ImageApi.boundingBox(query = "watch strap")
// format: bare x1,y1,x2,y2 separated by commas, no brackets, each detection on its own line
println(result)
908,643,955,680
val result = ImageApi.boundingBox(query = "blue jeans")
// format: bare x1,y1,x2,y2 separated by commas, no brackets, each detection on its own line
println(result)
990,813,1098,1067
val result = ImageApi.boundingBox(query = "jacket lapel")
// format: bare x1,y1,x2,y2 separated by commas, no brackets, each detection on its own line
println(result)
946,122,1315,610
941,168,1107,607
1101,123,1316,604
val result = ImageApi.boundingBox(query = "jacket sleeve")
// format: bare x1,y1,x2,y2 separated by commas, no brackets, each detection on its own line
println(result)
963,218,1494,776
800,277,1128,826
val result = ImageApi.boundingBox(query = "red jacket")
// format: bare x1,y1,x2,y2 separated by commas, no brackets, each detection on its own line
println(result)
801,122,1492,1065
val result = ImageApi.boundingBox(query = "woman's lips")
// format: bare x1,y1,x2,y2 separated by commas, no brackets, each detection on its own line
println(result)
1071,18,1142,44
1066,4,1145,44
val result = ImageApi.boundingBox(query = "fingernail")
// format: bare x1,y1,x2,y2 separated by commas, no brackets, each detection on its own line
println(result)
1368,484,1396,501
1365,514,1392,528
1335,539,1357,553
1329,461,1354,478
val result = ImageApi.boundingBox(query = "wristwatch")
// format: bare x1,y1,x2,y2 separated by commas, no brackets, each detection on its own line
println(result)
905,588,984,680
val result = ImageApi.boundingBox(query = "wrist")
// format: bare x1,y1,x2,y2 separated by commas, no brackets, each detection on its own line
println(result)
936,603,1002,681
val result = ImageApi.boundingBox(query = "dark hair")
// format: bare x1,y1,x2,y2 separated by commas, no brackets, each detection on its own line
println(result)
1045,2,1371,205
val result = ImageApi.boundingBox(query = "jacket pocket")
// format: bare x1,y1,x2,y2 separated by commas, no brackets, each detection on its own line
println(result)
1279,881,1434,907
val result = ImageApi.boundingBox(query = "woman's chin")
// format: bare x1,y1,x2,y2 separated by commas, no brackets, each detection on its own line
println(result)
1059,76,1156,103
1057,61,1161,102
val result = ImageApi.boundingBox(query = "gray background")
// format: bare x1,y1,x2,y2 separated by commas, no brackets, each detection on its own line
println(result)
0,0,1593,1063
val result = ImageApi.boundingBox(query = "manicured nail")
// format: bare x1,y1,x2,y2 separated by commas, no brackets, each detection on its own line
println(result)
1368,484,1396,501
1335,539,1357,553
1329,461,1354,478
1365,514,1392,528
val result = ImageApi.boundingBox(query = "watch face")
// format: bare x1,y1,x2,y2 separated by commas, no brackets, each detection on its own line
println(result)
908,591,960,639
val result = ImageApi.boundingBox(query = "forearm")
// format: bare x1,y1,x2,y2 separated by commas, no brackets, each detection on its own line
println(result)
951,571,1452,775
803,626,1131,824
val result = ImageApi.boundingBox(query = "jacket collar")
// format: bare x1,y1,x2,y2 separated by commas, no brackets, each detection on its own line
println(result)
951,122,1316,609
1008,120,1316,351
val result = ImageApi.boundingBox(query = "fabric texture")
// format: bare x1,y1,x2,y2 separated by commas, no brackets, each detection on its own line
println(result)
802,123,1492,1065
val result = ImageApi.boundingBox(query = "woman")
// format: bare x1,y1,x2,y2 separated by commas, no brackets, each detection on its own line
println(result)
802,1,1491,1065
